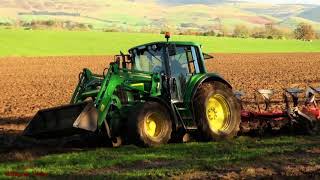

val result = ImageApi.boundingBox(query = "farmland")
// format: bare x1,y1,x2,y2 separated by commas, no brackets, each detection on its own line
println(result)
0,0,320,179
1,53,320,178
1,53,320,119
1,28,320,178
1,29,320,57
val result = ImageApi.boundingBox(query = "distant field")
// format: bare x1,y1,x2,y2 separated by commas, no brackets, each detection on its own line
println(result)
0,29,320,57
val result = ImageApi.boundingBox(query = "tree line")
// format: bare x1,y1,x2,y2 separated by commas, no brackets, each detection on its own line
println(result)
161,23,319,41
208,23,318,41
0,19,318,41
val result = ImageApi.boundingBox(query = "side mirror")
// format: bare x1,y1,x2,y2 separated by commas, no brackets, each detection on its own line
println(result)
168,44,177,56
203,53,214,60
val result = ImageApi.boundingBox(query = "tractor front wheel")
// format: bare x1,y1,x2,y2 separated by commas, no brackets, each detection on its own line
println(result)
194,82,241,140
128,101,172,147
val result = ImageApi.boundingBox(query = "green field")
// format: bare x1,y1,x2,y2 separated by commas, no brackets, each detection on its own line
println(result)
0,29,320,57
1,135,319,179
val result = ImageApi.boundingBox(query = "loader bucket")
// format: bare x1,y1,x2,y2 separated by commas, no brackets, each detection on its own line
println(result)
23,101,98,139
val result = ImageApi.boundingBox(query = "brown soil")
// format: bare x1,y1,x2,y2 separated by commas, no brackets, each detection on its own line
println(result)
1,53,320,131
0,56,109,120
1,53,320,121
210,53,320,99
0,53,320,178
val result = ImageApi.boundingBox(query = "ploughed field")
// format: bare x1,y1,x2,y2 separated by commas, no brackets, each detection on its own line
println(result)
1,53,320,120
0,53,320,178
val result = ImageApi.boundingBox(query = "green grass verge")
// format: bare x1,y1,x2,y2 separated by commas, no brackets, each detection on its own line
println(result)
0,29,320,57
0,135,319,179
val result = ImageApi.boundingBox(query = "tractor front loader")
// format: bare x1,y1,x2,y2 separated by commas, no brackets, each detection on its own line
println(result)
23,34,241,147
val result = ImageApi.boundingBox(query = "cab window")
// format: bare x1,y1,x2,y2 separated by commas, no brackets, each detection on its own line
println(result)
133,46,165,73
169,46,200,75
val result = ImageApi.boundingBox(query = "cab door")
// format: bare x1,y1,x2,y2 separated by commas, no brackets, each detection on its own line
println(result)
168,45,201,102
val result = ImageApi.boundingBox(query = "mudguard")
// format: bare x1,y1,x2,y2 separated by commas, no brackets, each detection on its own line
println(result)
184,73,232,104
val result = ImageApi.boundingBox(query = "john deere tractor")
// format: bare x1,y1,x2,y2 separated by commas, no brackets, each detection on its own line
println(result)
23,34,241,147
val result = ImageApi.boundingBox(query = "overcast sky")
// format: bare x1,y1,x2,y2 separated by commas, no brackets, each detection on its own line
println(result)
240,0,320,5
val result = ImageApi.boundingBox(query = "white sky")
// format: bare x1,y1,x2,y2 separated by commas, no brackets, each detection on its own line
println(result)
240,0,320,5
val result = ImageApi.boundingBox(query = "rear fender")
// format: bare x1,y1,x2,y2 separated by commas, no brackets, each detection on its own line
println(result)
184,73,232,104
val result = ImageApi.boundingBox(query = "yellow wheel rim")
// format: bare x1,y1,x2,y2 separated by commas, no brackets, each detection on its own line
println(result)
144,112,164,138
206,94,231,133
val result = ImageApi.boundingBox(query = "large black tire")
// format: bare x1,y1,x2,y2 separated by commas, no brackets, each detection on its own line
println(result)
127,101,172,147
193,82,241,140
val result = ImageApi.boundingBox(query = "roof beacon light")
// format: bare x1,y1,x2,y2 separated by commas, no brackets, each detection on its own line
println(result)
165,32,171,42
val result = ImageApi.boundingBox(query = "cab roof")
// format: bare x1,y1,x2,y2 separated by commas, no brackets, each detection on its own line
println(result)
128,41,201,52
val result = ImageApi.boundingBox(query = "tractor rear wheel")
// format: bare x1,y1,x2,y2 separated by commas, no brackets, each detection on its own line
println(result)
128,101,172,147
194,82,240,140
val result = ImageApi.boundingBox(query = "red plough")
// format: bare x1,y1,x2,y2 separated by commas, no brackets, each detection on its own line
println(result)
236,86,320,135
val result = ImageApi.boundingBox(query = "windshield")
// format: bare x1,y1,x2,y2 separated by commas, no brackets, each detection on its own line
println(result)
132,46,165,73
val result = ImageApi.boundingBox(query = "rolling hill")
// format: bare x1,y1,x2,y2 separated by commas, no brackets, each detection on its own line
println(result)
0,0,319,32
298,6,320,22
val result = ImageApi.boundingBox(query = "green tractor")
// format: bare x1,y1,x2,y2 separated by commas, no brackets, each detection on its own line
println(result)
23,34,241,147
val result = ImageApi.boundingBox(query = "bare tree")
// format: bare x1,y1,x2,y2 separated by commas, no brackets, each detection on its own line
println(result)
233,24,249,38
294,23,316,41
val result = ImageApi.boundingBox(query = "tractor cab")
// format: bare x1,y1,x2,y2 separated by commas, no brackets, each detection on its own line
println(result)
128,41,206,73
127,40,207,102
